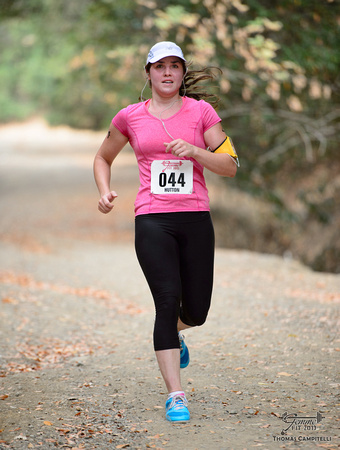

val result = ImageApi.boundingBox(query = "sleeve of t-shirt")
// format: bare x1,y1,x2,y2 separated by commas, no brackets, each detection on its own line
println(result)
112,107,129,138
200,100,221,133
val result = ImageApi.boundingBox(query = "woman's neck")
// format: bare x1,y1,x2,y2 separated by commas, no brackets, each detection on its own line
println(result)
151,93,181,108
148,94,183,118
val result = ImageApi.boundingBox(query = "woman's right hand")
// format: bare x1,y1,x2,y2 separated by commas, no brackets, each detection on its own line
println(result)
98,191,118,214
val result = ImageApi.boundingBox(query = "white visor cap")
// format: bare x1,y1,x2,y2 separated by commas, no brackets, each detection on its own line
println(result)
146,41,186,65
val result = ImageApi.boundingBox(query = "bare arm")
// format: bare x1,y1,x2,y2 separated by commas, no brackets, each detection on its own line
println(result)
164,123,237,177
93,122,129,214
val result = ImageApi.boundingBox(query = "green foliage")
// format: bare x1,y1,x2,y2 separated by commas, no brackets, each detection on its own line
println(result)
2,0,338,173
0,0,148,127
0,0,339,272
1,0,338,130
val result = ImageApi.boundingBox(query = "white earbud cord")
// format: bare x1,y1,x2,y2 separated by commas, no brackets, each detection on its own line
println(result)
158,98,181,141
140,79,149,102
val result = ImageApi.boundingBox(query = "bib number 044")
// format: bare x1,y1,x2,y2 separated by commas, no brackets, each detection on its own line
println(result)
151,160,193,194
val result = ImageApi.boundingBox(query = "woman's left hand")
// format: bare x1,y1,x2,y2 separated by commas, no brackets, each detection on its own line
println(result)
164,140,197,158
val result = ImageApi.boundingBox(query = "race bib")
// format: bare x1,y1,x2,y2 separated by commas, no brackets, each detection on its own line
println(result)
151,160,193,194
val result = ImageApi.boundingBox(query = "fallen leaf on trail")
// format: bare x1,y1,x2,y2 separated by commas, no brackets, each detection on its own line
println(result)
260,424,270,428
116,445,130,449
4,337,103,374
0,395,8,400
0,270,147,315
43,421,52,426
17,317,30,331
56,429,70,434
2,297,18,304
285,287,340,303
235,367,245,371
277,372,293,377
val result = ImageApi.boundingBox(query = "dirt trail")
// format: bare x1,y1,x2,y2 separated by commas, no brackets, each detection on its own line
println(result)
0,121,339,449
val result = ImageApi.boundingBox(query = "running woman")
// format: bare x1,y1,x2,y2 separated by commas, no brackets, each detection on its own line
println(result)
93,41,238,422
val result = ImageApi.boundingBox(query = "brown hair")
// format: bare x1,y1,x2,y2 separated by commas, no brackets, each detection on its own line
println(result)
181,63,221,109
143,61,221,109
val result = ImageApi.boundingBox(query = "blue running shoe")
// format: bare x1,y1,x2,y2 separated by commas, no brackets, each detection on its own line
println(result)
179,332,190,369
165,395,190,422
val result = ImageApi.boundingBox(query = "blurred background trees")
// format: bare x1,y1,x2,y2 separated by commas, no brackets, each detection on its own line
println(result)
1,0,339,272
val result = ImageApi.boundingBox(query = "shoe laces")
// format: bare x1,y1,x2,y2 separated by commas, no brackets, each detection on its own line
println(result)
178,332,185,349
167,395,188,410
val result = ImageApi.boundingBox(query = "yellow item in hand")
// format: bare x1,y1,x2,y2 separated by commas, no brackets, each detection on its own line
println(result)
212,136,240,167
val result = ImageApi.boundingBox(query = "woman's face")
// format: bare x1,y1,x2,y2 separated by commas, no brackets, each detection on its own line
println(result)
148,56,185,98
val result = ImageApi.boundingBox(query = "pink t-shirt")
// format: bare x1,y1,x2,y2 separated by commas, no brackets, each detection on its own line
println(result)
112,96,221,216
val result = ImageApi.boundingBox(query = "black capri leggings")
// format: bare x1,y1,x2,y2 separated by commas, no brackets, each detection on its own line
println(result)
135,211,215,351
